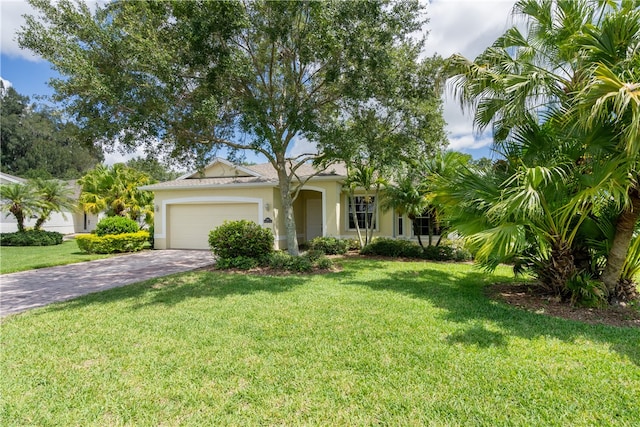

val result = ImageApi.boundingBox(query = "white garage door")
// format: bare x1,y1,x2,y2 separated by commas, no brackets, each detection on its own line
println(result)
168,203,259,249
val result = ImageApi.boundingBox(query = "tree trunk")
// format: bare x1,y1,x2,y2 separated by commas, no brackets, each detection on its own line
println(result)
12,207,25,232
411,218,424,248
34,210,50,231
277,167,299,256
601,187,640,297
349,193,364,248
536,238,575,298
427,210,433,246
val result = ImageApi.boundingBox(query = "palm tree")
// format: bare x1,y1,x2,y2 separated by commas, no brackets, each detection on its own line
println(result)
0,183,37,232
445,0,640,300
78,164,109,216
31,178,76,230
570,4,640,295
78,164,155,223
344,163,387,248
381,173,429,248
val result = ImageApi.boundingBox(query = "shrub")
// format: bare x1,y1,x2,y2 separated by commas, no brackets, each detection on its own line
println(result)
345,238,361,251
215,256,260,270
360,238,423,258
308,236,348,255
0,230,64,246
209,220,274,259
304,249,325,263
216,251,334,272
95,216,139,236
315,256,334,270
360,238,472,262
422,245,455,261
76,231,150,254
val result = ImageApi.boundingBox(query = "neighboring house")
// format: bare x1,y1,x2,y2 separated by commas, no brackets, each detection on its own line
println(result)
140,158,441,250
0,172,100,234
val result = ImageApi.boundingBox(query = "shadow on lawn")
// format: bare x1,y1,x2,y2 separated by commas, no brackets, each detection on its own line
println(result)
44,270,307,314
339,262,640,366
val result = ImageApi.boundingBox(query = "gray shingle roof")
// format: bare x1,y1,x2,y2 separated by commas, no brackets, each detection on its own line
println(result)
140,161,347,191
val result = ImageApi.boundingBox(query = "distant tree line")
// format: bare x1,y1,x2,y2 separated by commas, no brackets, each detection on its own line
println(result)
0,84,103,179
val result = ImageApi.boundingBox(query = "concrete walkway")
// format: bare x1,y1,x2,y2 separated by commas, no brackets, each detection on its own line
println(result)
0,250,215,317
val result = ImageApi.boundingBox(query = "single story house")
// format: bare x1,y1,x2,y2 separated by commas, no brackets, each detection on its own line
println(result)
0,171,100,234
140,158,441,250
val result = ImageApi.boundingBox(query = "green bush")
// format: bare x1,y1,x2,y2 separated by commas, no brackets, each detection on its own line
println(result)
76,231,150,254
360,238,423,258
95,216,140,236
209,220,274,259
308,236,348,255
235,250,334,273
0,230,64,246
315,256,334,270
215,256,260,270
345,238,361,251
360,238,471,262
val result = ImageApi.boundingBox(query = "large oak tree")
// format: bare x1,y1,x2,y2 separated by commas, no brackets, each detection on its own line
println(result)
20,0,437,255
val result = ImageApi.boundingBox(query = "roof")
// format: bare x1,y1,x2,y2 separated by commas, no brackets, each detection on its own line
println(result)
140,159,348,191
0,172,27,184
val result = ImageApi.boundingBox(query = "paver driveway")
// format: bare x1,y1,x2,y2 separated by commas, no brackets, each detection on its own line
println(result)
0,250,214,317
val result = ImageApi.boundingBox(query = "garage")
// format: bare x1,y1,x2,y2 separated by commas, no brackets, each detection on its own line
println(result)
167,203,260,249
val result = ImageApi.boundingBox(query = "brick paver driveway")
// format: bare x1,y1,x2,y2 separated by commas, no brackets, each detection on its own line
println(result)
0,250,214,317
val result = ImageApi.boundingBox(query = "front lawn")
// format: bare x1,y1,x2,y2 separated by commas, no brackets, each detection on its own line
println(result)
0,239,116,274
1,259,638,425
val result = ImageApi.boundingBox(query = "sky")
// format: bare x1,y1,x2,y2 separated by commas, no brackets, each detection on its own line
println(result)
0,0,517,165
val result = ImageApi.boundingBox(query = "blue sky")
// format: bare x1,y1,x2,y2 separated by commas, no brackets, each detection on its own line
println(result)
1,0,517,164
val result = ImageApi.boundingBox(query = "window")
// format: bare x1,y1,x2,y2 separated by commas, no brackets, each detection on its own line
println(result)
397,215,404,236
348,196,376,229
412,209,441,236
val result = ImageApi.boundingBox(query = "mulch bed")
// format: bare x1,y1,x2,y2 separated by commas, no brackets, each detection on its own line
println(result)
486,283,640,328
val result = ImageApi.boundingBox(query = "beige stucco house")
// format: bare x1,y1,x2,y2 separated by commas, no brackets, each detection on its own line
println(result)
140,158,440,250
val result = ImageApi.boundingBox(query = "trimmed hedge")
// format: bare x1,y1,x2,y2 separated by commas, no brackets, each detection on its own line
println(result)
0,230,64,246
76,231,150,254
360,238,472,262
95,216,139,236
208,220,274,259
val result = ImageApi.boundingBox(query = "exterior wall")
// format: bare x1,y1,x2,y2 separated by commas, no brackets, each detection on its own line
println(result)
0,210,89,234
152,186,276,249
150,179,442,251
337,190,442,244
338,191,395,239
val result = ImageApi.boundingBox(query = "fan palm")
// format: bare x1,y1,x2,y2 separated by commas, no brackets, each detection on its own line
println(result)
445,0,640,300
381,173,429,247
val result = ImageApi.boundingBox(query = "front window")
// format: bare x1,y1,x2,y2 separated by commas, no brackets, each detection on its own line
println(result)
348,196,376,229
412,209,441,236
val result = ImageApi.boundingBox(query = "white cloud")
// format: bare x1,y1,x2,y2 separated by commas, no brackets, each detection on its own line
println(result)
447,133,494,151
288,135,318,159
0,0,107,60
1,76,12,90
423,0,517,156
0,0,41,61
101,140,148,166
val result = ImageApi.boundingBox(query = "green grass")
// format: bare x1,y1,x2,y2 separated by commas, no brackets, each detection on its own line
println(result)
0,240,115,274
1,259,639,426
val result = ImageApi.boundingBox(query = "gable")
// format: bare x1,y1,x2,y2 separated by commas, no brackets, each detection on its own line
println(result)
181,158,261,179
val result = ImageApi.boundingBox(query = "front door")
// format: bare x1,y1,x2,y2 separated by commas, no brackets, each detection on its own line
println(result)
306,198,323,241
